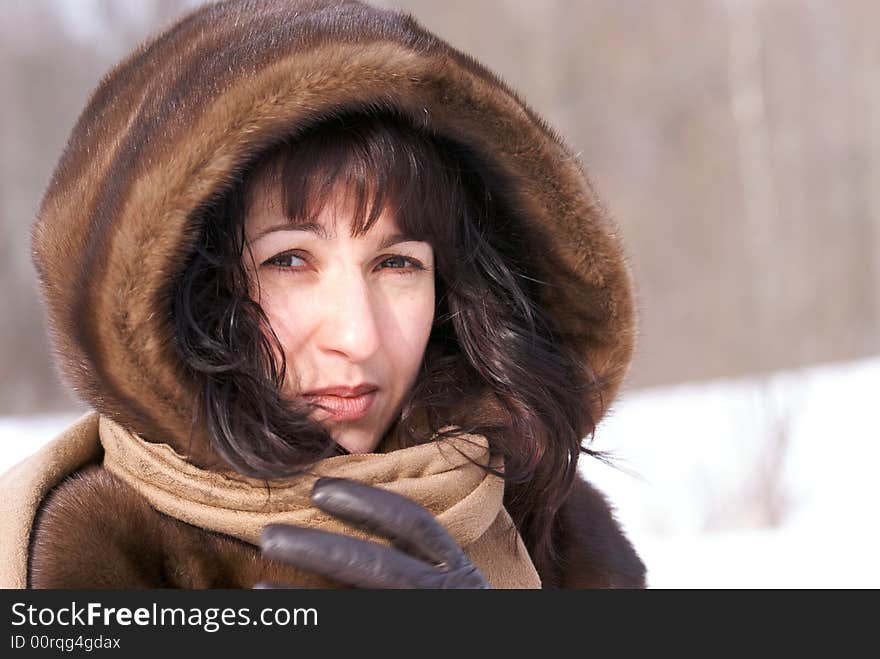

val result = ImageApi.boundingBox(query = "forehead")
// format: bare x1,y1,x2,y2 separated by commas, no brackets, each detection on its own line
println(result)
244,177,401,240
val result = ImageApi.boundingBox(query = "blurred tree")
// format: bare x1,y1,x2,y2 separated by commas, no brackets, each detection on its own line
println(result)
1,0,199,413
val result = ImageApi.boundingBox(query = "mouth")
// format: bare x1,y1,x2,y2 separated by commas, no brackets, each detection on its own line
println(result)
302,390,378,422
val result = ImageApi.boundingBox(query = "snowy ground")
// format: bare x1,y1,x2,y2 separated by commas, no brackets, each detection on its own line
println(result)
2,356,878,588
583,356,880,588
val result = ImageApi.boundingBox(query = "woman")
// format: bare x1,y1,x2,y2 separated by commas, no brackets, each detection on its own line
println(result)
0,0,644,588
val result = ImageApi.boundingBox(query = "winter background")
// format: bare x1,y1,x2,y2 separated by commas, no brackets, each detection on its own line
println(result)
2,0,878,588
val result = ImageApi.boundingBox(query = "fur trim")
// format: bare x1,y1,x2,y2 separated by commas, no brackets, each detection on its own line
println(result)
29,464,343,588
546,476,647,588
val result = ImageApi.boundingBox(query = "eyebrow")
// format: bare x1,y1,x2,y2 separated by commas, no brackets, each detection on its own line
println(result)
250,221,422,250
250,221,328,242
378,232,421,250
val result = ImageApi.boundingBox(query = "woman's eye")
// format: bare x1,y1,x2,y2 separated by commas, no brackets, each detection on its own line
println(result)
378,255,424,274
263,252,307,269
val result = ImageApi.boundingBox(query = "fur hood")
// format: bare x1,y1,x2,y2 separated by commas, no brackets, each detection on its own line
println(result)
32,0,635,453
27,0,643,587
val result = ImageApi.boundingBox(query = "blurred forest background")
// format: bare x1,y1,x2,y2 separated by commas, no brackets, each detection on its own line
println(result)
2,0,877,413
2,0,878,586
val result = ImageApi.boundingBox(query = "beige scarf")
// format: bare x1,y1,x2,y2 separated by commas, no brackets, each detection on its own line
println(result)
0,413,539,588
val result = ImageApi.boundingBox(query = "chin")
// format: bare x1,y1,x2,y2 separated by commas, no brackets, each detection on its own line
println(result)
332,429,380,455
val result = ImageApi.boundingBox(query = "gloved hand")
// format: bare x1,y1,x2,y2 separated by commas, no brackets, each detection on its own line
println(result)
255,477,491,589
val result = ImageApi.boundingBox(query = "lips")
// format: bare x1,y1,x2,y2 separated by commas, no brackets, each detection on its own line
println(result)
302,383,378,397
302,385,378,422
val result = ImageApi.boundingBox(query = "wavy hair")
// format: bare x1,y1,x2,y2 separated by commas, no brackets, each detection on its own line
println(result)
172,108,603,572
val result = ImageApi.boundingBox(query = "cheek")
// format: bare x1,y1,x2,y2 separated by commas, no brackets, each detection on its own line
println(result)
255,284,306,359
383,281,435,371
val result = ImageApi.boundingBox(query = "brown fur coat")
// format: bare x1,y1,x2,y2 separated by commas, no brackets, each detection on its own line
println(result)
19,0,644,588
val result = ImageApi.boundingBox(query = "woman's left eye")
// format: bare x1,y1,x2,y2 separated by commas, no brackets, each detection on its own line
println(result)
378,255,424,274
262,251,308,270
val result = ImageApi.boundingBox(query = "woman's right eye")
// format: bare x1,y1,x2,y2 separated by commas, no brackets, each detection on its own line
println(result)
263,252,307,270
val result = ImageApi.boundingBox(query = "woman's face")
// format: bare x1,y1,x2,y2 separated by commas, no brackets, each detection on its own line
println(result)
243,181,436,453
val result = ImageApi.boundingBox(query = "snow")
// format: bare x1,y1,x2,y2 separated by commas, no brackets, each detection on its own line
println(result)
0,412,84,469
2,356,878,587
583,356,880,588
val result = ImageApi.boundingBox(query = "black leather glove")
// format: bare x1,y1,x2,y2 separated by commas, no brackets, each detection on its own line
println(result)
256,477,491,589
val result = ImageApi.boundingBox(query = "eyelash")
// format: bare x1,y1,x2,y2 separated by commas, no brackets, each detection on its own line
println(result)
262,251,425,276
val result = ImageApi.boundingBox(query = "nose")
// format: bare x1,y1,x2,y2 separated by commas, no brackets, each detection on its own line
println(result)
315,269,381,362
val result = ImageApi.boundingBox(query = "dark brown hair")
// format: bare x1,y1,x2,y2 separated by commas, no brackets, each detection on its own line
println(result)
172,108,603,571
